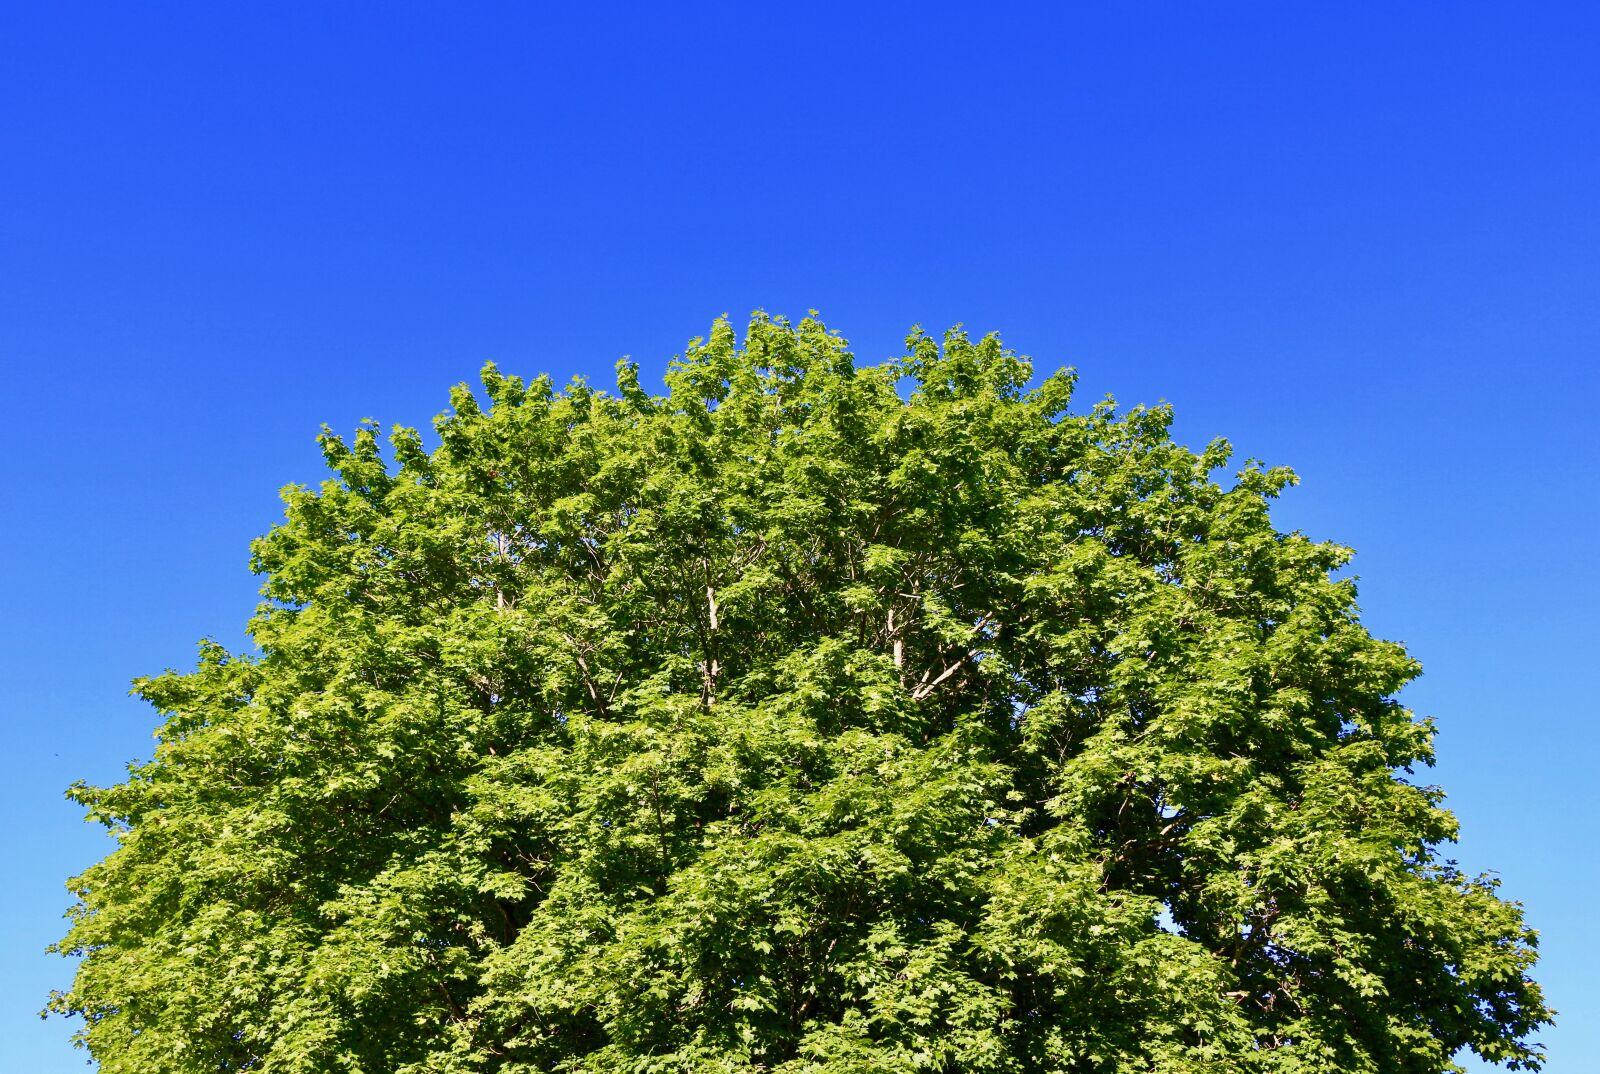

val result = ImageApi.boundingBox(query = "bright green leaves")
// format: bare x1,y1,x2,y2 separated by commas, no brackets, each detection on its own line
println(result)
54,315,1548,1072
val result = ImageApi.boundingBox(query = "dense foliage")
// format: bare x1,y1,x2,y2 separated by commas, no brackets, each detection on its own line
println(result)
54,316,1548,1072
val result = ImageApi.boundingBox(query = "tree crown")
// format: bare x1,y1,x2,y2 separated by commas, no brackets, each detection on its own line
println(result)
54,314,1548,1073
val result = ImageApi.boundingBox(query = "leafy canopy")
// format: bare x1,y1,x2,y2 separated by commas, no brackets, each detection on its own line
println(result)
54,315,1548,1073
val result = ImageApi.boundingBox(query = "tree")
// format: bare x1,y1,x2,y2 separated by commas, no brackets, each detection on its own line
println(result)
52,314,1548,1073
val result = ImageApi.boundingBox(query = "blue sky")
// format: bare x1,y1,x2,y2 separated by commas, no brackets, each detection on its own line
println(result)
3,4,1595,1069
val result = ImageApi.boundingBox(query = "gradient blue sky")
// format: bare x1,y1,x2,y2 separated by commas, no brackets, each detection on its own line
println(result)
3,4,1596,1070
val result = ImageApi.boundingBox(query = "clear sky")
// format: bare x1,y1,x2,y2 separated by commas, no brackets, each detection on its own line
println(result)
3,4,1595,1070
